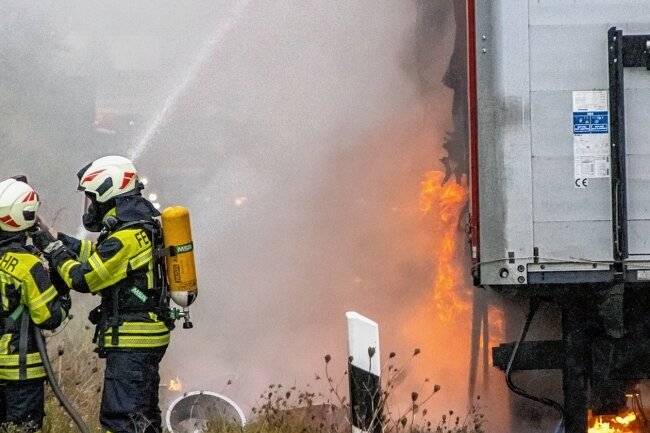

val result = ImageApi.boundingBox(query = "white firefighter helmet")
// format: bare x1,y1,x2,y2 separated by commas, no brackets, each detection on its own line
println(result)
77,155,138,203
0,179,40,232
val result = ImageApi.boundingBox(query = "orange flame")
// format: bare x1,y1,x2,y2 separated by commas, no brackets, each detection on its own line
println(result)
168,377,182,392
419,171,469,322
588,411,639,433
486,304,505,352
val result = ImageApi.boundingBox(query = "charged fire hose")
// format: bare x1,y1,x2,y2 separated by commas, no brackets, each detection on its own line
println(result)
34,329,91,433
505,297,565,433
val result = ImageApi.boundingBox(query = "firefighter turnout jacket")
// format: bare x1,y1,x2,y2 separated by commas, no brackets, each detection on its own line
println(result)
50,214,170,355
0,238,69,380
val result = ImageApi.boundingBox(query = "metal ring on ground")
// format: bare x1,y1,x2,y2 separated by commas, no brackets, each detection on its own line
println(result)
166,390,246,433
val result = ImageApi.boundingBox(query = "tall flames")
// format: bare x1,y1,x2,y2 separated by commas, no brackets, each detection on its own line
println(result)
396,168,476,413
417,169,648,432
419,170,469,322
407,168,507,425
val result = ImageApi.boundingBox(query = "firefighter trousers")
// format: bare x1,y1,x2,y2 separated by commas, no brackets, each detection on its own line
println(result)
0,378,45,432
100,348,166,433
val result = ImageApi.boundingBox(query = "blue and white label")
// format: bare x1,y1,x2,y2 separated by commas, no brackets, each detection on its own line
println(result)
572,111,609,134
572,90,611,186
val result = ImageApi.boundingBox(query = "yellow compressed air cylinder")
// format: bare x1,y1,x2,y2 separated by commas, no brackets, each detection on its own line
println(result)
161,206,198,307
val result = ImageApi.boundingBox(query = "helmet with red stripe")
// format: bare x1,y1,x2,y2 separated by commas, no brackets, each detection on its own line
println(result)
77,155,138,203
0,179,40,232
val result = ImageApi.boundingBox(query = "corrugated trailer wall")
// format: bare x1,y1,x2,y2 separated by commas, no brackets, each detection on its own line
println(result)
470,2,650,432
473,0,650,287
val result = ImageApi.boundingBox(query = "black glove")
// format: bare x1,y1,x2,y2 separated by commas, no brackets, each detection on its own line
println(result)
31,229,62,254
57,232,81,252
49,265,70,297
59,294,72,315
88,306,102,325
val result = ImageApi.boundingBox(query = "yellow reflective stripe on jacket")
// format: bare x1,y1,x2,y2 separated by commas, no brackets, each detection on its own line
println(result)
0,365,46,380
89,254,111,281
59,259,76,281
25,286,57,324
14,256,56,326
0,273,17,310
0,333,11,355
129,247,152,270
103,334,170,349
103,320,170,349
0,351,43,366
59,228,153,294
0,273,18,288
0,352,45,380
114,321,169,334
129,247,154,294
78,239,94,263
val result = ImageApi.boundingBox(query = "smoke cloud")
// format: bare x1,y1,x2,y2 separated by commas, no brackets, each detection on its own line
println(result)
0,1,512,431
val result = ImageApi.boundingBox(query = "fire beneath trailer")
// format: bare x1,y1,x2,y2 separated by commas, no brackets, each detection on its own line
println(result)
588,390,648,433
414,160,650,433
589,411,638,433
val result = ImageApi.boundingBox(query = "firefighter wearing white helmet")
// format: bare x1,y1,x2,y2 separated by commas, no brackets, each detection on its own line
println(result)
0,177,70,432
77,155,139,232
32,156,170,433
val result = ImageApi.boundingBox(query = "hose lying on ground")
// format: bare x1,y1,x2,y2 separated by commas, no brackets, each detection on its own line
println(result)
34,329,91,433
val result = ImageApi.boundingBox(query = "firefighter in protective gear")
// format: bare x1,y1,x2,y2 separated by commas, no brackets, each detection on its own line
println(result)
33,156,170,433
0,178,71,432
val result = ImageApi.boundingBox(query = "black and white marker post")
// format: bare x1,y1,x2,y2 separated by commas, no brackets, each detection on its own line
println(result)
346,311,382,433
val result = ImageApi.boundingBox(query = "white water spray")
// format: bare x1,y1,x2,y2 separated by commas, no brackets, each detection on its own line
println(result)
74,0,251,237
128,0,253,162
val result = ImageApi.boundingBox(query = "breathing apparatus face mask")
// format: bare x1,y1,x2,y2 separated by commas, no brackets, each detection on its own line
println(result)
82,193,104,232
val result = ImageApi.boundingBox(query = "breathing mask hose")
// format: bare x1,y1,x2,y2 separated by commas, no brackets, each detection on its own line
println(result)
505,297,565,431
34,329,91,433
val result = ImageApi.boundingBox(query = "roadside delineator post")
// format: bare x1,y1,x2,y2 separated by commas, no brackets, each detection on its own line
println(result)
346,311,382,433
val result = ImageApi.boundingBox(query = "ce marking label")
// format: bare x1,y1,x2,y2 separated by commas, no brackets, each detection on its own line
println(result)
574,178,589,188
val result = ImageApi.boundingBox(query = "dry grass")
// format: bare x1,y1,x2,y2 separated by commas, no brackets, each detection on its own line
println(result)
0,320,485,433
42,319,104,433
227,349,486,433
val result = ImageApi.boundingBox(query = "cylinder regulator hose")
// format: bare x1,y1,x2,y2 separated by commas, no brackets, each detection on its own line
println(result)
34,329,91,433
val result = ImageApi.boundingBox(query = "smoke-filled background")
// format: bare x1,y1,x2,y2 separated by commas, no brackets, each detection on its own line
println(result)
1,1,512,431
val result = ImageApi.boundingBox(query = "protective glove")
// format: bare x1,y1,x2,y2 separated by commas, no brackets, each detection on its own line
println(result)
88,305,102,325
57,232,84,254
31,228,63,255
59,294,72,316
49,263,70,297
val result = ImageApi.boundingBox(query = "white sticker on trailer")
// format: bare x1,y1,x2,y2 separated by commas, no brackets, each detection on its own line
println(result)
572,90,611,187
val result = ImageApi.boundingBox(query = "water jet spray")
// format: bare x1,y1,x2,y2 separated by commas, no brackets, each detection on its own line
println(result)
128,0,253,163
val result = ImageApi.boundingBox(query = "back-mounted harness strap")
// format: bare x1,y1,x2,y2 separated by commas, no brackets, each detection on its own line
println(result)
5,304,33,381
0,244,45,380
96,219,170,350
18,306,30,380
